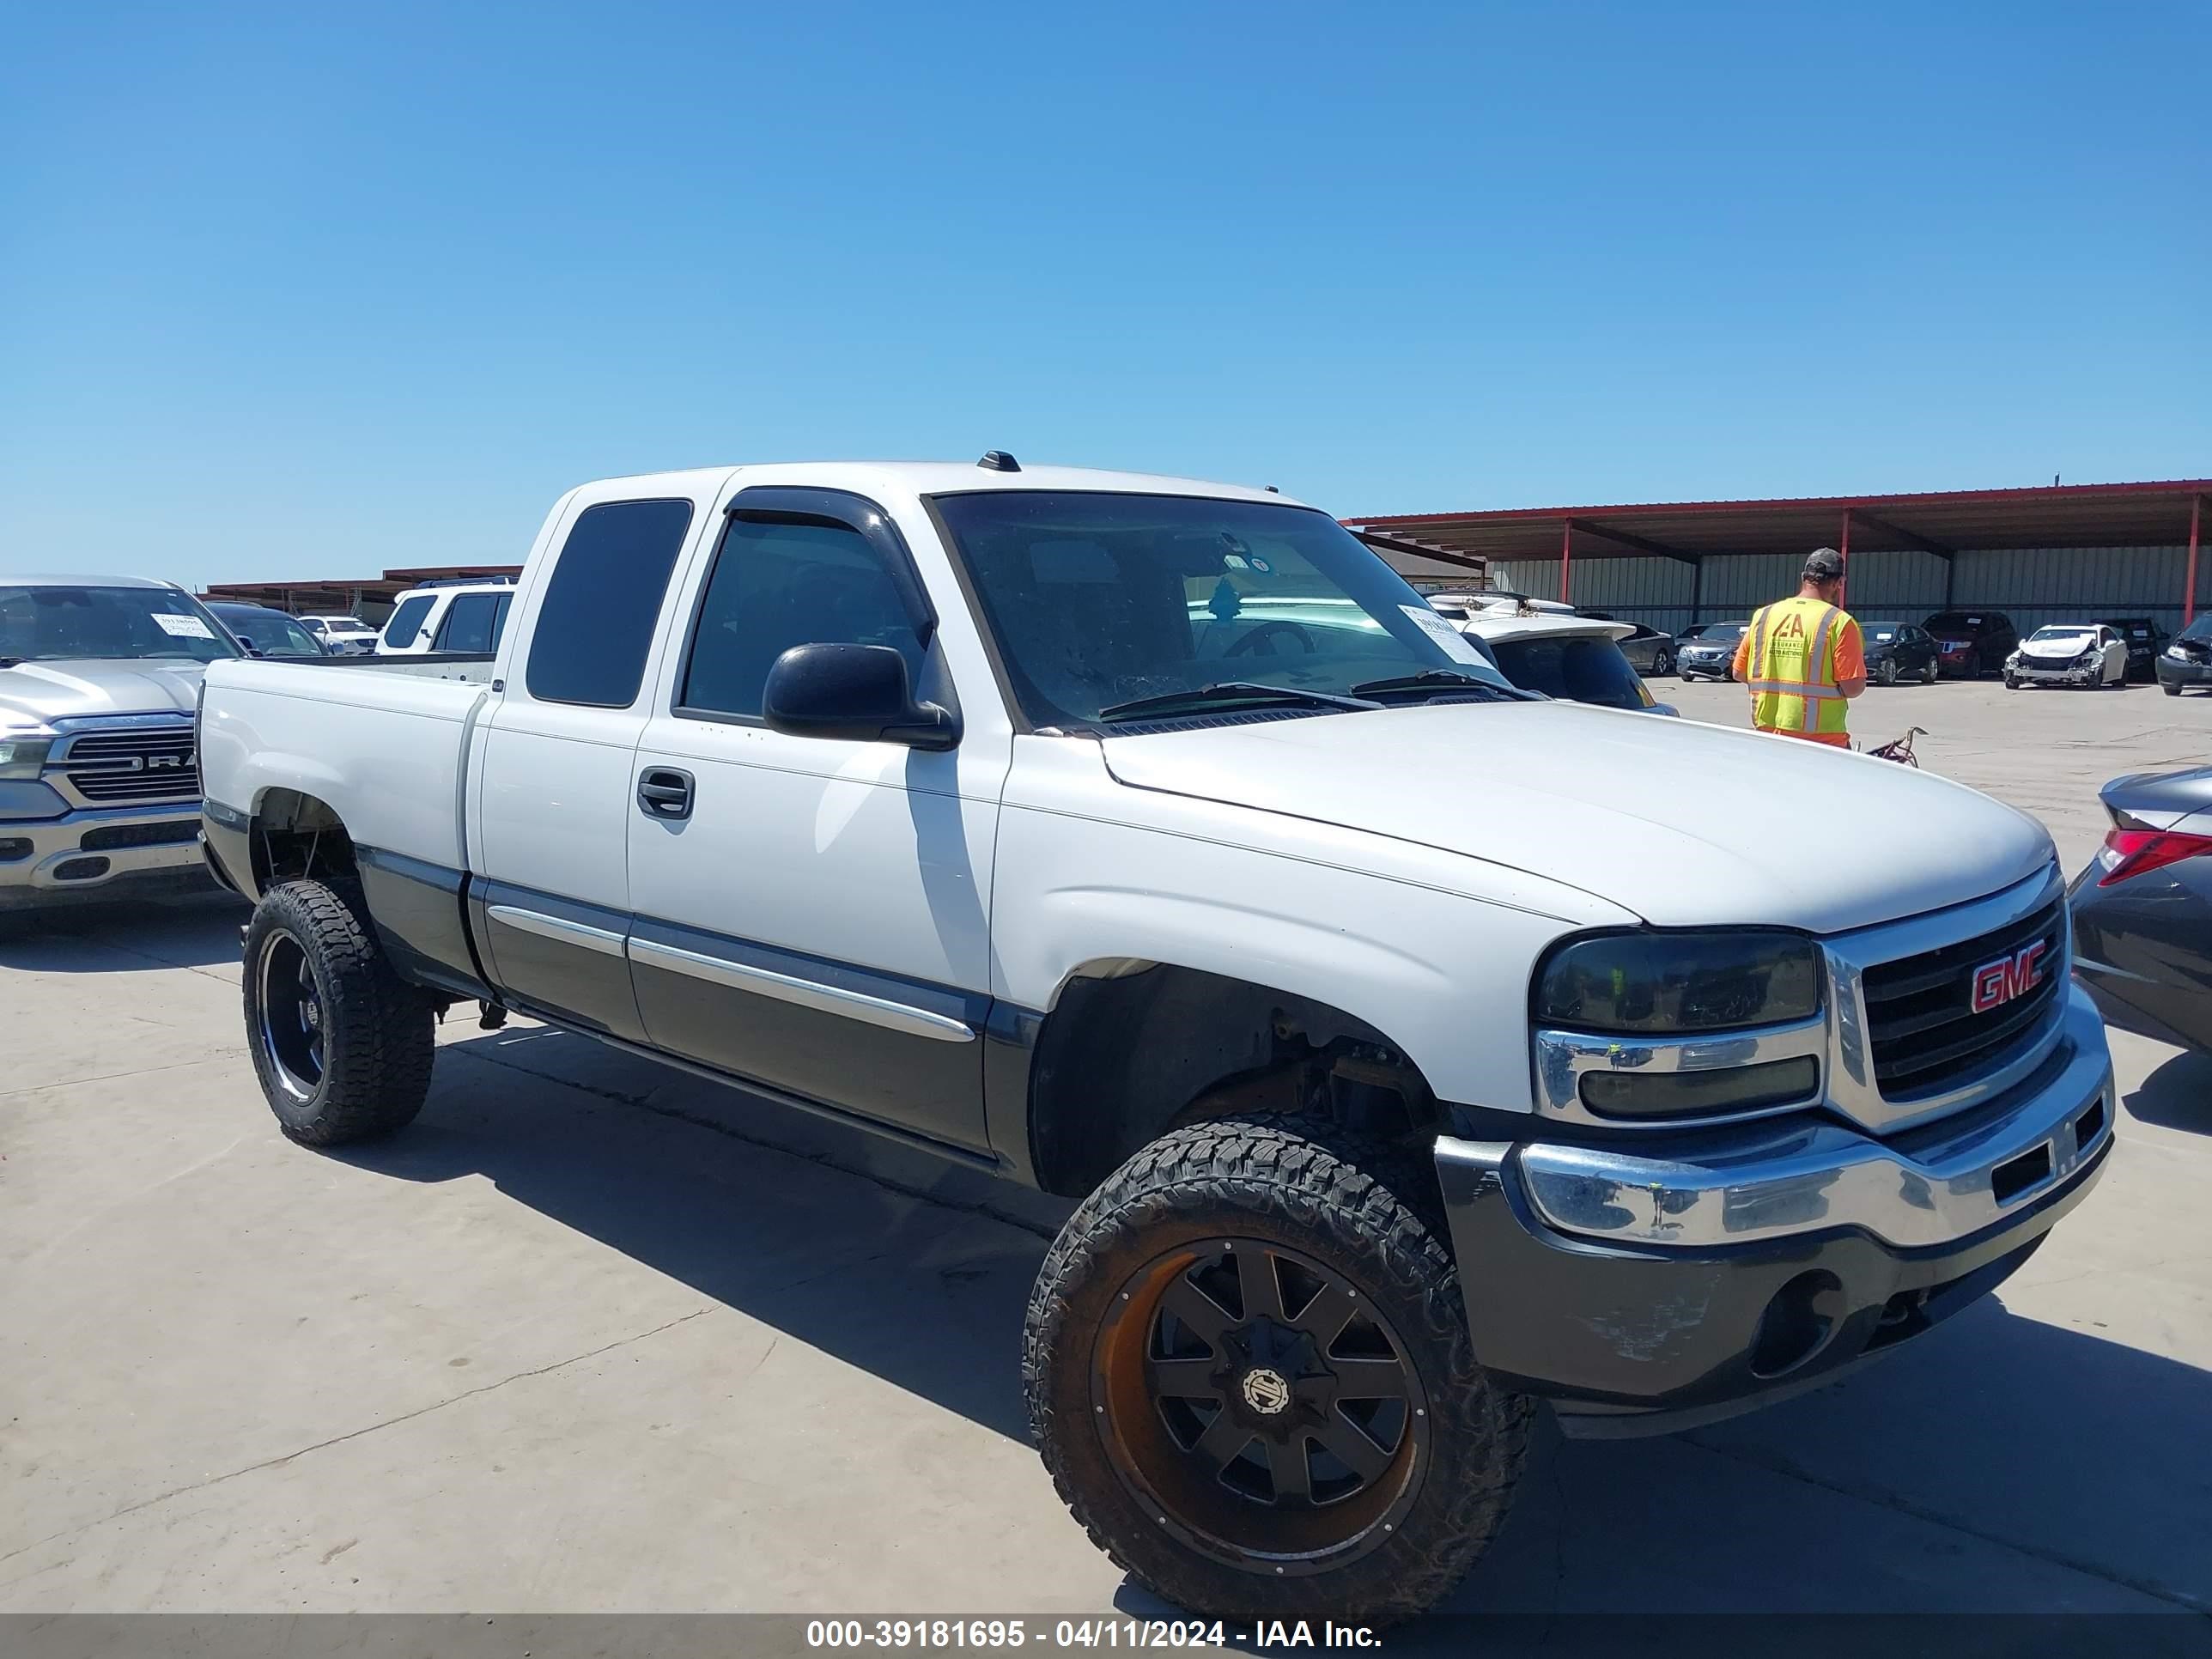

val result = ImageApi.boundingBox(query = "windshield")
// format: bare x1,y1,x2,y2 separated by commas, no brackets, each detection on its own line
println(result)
1489,636,1651,711
0,585,238,665
2182,615,2212,643
2030,627,2095,644
933,492,1513,727
1684,623,1746,641
1866,626,1901,642
1927,614,1986,632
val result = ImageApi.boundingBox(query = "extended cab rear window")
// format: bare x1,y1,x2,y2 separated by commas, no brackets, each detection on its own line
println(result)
526,499,695,707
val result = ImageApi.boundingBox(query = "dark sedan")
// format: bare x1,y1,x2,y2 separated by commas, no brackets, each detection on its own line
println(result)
2094,617,2167,682
1922,610,2019,678
205,601,331,659
1861,621,1940,685
1675,620,1749,681
2154,614,2212,696
2071,764,2212,1055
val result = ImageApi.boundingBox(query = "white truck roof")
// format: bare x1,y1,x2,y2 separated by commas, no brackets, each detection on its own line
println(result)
571,459,1300,506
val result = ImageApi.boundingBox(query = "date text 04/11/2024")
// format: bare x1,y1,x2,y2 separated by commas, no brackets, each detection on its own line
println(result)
803,1620,1382,1649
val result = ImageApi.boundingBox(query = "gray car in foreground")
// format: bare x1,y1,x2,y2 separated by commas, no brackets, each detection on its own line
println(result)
2070,764,2212,1054
0,575,237,911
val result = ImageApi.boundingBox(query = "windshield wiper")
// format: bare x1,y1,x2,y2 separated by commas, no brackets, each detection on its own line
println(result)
1350,670,1522,702
1094,682,1381,723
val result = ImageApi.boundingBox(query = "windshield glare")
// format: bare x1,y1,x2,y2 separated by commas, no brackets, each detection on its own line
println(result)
0,586,237,665
2031,627,2094,642
933,492,1513,727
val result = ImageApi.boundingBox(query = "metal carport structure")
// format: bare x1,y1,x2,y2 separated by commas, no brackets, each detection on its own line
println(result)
1347,480,2208,636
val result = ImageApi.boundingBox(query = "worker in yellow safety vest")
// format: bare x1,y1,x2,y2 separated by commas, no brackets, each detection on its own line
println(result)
1729,547,1866,748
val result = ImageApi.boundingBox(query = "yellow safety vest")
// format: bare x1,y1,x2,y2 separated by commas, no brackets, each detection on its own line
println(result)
1745,597,1849,738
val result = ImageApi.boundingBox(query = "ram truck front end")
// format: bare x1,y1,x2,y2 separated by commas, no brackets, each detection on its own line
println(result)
0,578,235,910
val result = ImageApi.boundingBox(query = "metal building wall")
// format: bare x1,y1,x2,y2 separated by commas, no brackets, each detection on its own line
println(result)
1492,544,2204,637
1946,545,2204,636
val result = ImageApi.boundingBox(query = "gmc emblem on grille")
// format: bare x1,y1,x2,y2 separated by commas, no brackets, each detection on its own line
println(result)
1970,939,2047,1014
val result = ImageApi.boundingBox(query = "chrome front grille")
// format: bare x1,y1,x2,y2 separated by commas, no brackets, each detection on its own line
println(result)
57,726,199,802
1860,897,2066,1099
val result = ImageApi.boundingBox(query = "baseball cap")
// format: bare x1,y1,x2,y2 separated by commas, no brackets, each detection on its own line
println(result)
1802,547,1845,583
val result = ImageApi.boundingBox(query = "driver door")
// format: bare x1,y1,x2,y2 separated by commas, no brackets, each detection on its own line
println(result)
624,487,1006,1153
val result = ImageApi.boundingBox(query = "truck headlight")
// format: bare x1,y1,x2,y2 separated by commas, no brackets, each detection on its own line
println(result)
0,728,57,780
1536,931,1821,1035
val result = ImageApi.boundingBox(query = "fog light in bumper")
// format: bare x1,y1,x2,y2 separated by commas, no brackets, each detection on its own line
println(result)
1578,1055,1819,1119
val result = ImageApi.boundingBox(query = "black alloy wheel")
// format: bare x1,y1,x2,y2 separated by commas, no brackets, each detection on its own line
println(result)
256,928,326,1102
1024,1114,1530,1627
241,878,434,1145
1092,1237,1425,1571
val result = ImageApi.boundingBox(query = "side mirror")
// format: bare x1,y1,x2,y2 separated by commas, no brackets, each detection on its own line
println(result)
238,636,262,656
762,643,958,750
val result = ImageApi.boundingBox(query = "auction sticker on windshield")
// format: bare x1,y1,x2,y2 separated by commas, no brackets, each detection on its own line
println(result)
153,612,216,638
1401,603,1489,666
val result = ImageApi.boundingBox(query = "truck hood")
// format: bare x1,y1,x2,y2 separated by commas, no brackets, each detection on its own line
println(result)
0,659,212,724
1100,702,2055,935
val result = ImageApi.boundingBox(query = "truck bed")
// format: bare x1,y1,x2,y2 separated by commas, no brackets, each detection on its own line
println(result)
198,655,495,873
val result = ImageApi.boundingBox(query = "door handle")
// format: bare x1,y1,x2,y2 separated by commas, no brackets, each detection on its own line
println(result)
637,767,695,821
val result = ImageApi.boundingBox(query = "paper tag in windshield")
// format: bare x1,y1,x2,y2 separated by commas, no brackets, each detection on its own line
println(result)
1401,604,1487,666
153,612,216,639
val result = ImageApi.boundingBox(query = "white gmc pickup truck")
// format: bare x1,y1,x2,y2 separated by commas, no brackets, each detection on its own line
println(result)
199,459,2113,1626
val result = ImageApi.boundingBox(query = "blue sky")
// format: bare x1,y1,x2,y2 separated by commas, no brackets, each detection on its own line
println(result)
3,3,2206,588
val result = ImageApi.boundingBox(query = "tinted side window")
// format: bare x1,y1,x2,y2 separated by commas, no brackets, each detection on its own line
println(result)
1492,637,1648,711
434,592,504,653
383,594,434,648
679,518,922,721
269,615,323,656
526,500,695,707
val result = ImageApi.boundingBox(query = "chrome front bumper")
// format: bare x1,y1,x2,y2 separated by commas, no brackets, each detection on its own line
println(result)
1435,981,2113,1433
0,802,208,903
1518,983,2112,1251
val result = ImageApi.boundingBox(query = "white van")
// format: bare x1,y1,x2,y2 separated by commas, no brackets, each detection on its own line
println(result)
375,580,517,656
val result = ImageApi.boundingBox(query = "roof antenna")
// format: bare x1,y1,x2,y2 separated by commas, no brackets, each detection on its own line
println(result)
977,450,1020,472
1264,484,1279,493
